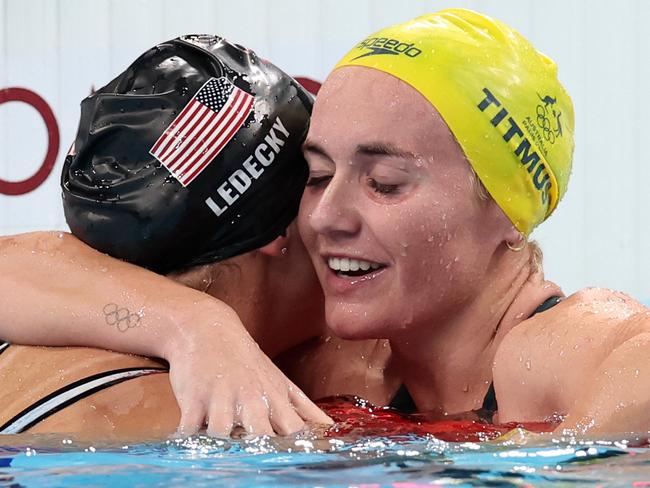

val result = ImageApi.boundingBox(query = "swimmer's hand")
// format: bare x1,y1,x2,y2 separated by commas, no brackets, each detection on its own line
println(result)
164,304,333,437
0,231,331,436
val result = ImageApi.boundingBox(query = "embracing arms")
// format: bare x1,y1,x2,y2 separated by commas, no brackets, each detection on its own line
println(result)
0,231,331,435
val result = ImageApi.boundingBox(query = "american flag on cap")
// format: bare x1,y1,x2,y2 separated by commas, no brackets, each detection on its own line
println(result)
149,77,254,187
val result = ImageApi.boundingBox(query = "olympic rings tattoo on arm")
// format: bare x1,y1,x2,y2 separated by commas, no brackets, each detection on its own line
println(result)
103,303,142,332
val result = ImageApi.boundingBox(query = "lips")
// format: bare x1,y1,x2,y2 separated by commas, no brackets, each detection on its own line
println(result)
319,254,388,294
327,256,384,277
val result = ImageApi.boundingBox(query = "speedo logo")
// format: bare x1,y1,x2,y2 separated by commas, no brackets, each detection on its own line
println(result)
477,87,553,206
352,37,422,60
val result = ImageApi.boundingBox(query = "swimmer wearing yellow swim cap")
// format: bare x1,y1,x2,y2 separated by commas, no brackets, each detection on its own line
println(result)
336,8,574,235
2,9,650,438
297,8,650,435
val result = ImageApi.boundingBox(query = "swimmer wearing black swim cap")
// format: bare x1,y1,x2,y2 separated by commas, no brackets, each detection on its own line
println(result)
62,34,313,273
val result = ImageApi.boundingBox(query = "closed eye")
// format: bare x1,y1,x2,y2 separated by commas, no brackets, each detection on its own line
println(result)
306,175,332,187
367,178,400,195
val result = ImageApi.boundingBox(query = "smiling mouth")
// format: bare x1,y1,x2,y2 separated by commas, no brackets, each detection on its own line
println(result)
327,257,386,277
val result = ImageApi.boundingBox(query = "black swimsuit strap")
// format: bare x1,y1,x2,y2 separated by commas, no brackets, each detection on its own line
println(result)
389,383,417,413
389,296,564,415
531,295,563,315
0,366,167,434
0,341,168,434
479,295,563,416
480,382,498,413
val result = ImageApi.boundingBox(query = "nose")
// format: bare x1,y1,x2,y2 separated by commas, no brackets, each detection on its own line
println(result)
306,174,361,240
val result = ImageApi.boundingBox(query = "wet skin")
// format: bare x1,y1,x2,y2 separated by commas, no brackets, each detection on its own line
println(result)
1,67,649,436
299,67,516,342
0,345,180,441
294,66,650,433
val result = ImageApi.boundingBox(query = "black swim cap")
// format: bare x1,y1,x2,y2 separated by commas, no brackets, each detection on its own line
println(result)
62,35,312,273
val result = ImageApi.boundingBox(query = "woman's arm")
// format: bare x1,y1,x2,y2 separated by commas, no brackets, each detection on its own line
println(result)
495,288,650,434
0,231,331,435
558,326,650,434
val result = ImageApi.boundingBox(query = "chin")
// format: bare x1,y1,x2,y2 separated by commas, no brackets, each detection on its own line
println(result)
325,304,394,341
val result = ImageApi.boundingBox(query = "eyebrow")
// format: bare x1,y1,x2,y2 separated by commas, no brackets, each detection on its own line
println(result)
302,140,417,161
302,140,330,160
356,142,417,160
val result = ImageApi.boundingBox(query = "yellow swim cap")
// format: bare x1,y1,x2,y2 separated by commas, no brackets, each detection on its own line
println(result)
335,9,574,235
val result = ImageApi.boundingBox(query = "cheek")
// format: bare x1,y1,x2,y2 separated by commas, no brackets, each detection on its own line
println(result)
391,199,486,286
297,197,315,247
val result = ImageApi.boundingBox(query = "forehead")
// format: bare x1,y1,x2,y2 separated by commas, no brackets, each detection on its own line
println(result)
309,67,461,160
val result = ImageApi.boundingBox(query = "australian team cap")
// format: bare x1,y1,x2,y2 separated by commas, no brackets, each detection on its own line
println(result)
62,35,312,273
335,9,575,235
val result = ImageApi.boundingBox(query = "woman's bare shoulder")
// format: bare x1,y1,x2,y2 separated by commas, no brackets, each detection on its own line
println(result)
500,287,647,346
493,288,650,421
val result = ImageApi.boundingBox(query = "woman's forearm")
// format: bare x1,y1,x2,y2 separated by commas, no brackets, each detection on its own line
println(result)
0,231,332,435
0,231,244,360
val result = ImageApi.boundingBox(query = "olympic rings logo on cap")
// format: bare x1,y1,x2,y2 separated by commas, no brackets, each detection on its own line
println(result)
535,94,563,145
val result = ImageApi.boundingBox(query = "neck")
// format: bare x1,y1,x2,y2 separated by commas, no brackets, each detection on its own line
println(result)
205,253,325,358
389,245,562,414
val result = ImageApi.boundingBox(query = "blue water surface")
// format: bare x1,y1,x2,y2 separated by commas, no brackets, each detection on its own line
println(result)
1,430,649,487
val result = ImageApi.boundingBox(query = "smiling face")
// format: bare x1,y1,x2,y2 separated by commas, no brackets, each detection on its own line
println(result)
298,67,513,340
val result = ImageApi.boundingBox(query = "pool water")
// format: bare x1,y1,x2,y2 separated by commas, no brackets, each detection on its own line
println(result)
1,399,649,487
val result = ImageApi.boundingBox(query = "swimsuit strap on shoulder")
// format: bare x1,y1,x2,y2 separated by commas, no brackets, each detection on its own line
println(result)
0,366,167,434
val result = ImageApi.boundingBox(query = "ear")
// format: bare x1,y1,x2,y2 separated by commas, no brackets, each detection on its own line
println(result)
503,224,527,251
504,225,522,245
486,199,523,247
258,228,291,257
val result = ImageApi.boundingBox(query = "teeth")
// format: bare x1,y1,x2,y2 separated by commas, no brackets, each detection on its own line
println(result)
328,257,382,273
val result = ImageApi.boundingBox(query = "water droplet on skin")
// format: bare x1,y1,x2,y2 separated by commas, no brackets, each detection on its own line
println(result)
462,384,469,393
525,359,532,370
399,242,408,256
